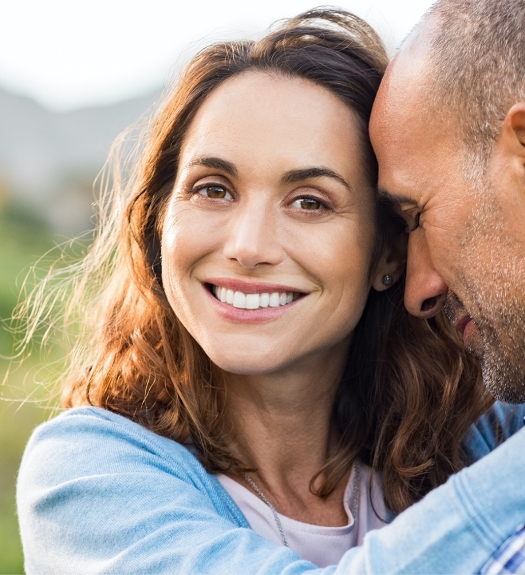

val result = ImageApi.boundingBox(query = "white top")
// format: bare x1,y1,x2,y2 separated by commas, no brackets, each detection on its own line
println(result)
217,461,387,567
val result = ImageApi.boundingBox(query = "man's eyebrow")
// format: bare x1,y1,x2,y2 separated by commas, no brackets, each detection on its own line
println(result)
186,156,237,177
282,167,352,191
377,187,418,207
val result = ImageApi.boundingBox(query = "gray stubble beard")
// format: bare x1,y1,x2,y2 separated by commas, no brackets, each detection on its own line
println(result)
478,323,525,403
460,175,525,403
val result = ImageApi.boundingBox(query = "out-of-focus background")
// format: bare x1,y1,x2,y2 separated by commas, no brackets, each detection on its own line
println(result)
0,0,434,571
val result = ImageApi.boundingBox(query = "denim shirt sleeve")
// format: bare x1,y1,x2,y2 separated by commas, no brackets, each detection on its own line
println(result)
462,402,525,463
17,406,525,575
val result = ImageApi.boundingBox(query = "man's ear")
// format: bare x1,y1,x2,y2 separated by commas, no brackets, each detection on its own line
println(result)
493,103,525,196
500,103,525,156
507,103,525,148
371,232,407,292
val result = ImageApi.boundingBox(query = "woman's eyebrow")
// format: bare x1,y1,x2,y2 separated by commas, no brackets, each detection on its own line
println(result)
186,156,237,176
184,160,351,192
281,167,352,191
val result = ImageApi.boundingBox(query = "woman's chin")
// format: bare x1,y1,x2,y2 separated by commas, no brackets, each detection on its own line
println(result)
207,350,292,377
214,360,284,377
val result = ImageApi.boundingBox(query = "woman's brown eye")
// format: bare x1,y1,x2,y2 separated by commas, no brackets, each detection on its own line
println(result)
293,197,323,210
197,185,232,200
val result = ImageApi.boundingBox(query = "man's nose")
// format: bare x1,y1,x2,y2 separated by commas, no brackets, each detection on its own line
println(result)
404,231,448,318
222,198,284,269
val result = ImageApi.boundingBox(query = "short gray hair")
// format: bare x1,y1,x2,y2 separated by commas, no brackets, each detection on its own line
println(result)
424,0,525,172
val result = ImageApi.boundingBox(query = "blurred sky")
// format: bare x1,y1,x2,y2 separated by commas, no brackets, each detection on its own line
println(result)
0,0,435,111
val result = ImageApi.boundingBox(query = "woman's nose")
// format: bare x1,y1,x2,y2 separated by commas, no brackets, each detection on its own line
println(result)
404,231,448,318
222,199,284,269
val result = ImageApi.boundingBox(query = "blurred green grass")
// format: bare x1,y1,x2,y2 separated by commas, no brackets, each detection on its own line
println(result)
0,206,62,575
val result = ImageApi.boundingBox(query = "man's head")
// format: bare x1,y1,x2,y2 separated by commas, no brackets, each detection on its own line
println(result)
370,0,525,402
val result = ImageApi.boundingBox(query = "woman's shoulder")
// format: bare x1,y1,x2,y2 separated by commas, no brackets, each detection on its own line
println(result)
462,401,525,462
20,406,202,479
17,406,247,527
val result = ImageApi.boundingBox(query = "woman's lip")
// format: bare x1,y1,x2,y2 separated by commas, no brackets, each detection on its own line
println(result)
205,278,306,295
203,285,301,323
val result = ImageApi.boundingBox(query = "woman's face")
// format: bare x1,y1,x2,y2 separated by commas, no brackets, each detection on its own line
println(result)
162,71,383,375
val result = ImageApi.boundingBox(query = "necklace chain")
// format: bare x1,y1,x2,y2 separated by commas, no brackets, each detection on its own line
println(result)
242,459,361,548
242,472,289,547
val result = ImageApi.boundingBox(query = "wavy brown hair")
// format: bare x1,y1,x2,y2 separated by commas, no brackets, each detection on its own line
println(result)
25,8,491,514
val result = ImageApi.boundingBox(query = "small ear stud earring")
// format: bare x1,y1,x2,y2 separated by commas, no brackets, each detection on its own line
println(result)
382,275,393,286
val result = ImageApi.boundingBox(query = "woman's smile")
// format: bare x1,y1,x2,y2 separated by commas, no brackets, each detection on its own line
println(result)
208,279,304,309
200,279,306,325
203,283,304,324
213,287,298,309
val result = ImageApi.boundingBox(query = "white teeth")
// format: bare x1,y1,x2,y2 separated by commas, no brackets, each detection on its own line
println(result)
245,294,259,309
212,285,301,310
233,291,246,308
269,292,280,307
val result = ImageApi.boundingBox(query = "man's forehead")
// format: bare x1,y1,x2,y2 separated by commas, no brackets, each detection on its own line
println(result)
370,68,427,205
372,59,426,134
370,26,446,206
370,16,438,142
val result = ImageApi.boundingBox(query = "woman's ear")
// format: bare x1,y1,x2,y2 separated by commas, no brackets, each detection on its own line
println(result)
371,232,407,292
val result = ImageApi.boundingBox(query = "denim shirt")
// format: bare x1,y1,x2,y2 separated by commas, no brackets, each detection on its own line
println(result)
17,404,525,575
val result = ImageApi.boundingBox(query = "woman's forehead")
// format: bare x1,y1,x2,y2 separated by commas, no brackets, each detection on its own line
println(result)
178,71,365,181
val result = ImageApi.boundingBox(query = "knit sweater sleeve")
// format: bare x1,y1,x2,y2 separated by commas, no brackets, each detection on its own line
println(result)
17,406,525,575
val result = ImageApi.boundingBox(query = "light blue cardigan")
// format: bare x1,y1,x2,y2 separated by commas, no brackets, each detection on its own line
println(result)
17,404,525,574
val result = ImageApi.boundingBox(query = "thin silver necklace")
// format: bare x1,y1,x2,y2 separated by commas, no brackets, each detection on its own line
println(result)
242,472,289,547
242,459,361,548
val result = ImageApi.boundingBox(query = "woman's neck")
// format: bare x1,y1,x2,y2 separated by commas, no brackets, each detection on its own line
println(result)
221,342,351,525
